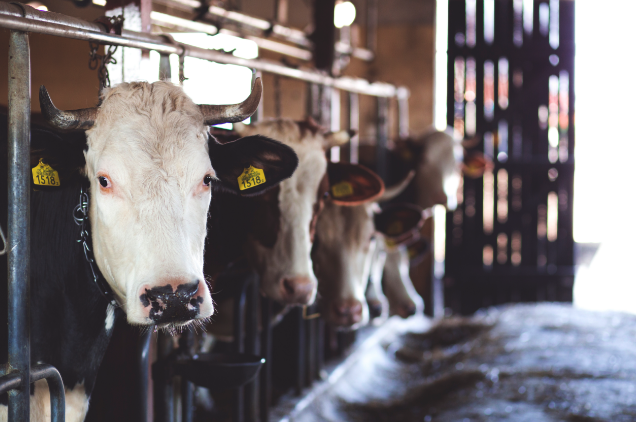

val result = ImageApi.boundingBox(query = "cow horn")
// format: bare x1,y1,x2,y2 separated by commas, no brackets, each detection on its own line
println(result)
39,86,98,130
198,77,262,126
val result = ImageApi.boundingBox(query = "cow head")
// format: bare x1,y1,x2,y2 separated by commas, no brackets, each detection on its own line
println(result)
38,78,296,328
312,163,391,329
233,118,351,305
395,128,490,211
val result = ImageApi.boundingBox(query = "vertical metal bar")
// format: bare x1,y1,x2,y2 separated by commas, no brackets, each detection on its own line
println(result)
348,92,359,164
315,318,324,379
244,274,259,422
366,0,378,53
294,307,305,396
330,88,340,162
259,298,272,422
138,329,152,422
180,380,193,422
233,278,248,422
7,29,31,422
397,89,410,139
376,96,389,181
154,333,174,422
307,83,321,122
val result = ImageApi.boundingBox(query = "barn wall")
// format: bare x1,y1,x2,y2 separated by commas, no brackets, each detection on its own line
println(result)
0,0,104,113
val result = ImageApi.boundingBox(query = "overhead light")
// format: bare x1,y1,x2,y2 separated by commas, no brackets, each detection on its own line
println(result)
26,2,47,11
93,0,107,6
334,1,356,28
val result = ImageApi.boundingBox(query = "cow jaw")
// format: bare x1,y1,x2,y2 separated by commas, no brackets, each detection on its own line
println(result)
84,82,214,327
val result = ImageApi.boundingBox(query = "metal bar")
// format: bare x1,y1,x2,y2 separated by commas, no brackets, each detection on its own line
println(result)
376,96,389,181
397,88,410,139
180,380,193,422
330,88,341,162
366,0,378,53
259,298,272,422
244,274,259,422
294,308,305,396
138,330,152,422
233,276,248,422
0,2,401,97
30,364,65,422
7,29,31,422
348,92,359,164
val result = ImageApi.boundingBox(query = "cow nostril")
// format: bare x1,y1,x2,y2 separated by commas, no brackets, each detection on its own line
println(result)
175,281,200,299
282,279,295,296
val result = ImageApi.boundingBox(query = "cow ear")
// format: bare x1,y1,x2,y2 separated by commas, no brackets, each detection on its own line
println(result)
374,203,425,244
323,130,355,150
462,150,491,178
208,135,299,196
327,162,384,205
29,125,87,187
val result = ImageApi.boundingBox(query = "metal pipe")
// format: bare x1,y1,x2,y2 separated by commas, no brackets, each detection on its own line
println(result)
138,330,152,422
294,307,305,396
376,96,389,181
349,92,359,164
259,298,272,422
397,87,410,139
7,29,31,422
0,2,404,97
30,364,65,422
180,379,193,422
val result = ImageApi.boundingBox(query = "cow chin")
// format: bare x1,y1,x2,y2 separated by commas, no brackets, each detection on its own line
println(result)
125,279,214,328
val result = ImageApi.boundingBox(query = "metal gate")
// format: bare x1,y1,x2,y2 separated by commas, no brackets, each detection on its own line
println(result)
444,0,575,315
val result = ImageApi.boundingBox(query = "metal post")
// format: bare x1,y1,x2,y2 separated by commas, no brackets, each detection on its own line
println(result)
294,307,305,396
349,92,359,164
138,330,152,422
330,88,340,162
376,96,389,181
7,29,31,422
397,89,410,139
244,274,259,422
259,298,272,422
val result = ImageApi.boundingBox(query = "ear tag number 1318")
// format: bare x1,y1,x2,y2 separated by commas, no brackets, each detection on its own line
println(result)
32,158,60,187
238,165,266,191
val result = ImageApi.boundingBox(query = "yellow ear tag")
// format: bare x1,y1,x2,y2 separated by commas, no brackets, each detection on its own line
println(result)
384,238,397,249
238,165,266,191
331,181,354,198
32,159,60,187
386,220,404,236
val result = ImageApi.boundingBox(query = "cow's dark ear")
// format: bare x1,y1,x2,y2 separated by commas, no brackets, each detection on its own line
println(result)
208,135,299,196
29,123,87,188
327,162,385,205
375,203,425,244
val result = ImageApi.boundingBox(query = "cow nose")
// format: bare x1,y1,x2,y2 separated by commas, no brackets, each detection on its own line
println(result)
279,277,315,305
368,299,384,319
397,303,417,319
139,280,206,324
330,299,363,327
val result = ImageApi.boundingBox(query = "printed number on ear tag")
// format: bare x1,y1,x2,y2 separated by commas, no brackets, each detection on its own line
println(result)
238,166,266,191
32,159,60,187
331,181,353,198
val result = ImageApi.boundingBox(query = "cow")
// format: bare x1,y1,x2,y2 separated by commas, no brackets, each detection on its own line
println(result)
0,78,298,422
204,118,352,311
312,167,424,328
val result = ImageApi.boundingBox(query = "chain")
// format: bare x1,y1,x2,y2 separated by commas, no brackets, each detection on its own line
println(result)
89,15,124,91
73,186,119,307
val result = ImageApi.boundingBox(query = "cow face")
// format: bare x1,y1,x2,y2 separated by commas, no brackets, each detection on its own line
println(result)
234,119,350,305
382,245,425,318
313,168,425,328
38,79,296,328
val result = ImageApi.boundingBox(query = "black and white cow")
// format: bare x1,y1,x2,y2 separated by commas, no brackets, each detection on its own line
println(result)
0,78,298,421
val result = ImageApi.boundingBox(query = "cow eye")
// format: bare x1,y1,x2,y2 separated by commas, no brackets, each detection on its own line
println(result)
98,176,111,188
203,175,213,187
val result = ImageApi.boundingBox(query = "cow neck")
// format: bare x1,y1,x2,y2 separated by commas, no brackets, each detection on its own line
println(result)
73,183,119,308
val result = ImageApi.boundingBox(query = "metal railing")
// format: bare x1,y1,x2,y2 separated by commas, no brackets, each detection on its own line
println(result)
0,2,410,421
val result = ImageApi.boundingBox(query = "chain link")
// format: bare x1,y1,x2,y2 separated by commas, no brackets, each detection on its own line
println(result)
89,15,124,91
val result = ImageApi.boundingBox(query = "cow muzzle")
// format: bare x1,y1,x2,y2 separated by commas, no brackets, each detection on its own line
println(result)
327,299,364,328
279,276,315,305
138,280,211,324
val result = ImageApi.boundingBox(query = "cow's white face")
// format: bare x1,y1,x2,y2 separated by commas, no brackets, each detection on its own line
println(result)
85,82,214,327
415,130,463,211
313,202,377,328
236,120,349,305
382,245,424,318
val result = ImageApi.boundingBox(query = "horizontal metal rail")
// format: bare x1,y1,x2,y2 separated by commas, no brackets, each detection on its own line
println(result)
153,0,375,61
0,2,406,98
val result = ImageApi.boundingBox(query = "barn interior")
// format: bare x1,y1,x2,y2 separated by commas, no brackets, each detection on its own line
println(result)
0,0,632,421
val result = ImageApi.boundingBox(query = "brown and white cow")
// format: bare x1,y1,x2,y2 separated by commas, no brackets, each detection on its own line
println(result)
205,118,352,311
1,78,299,421
312,167,423,328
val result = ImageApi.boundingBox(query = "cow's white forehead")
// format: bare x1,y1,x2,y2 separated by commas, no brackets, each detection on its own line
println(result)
87,81,209,153
318,203,374,249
